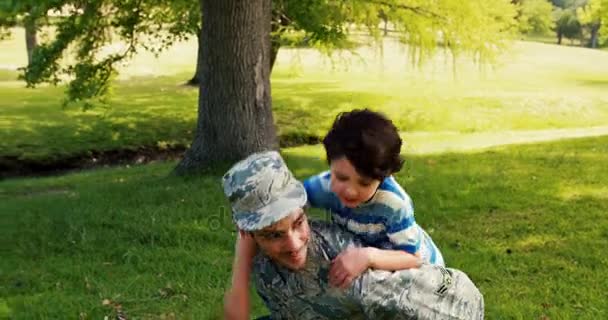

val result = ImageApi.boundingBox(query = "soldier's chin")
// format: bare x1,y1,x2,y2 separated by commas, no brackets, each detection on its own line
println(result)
281,249,307,270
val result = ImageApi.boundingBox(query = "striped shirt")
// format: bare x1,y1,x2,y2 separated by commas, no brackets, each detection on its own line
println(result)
303,171,444,266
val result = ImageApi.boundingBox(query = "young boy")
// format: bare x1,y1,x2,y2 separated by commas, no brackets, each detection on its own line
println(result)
304,109,443,289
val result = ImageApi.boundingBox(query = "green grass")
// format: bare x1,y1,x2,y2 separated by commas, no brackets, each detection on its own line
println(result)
1,29,608,164
1,27,608,318
0,69,19,82
1,136,607,319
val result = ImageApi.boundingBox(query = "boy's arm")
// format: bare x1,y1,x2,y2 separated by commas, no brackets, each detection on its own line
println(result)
329,246,421,288
303,171,336,211
385,196,424,261
224,232,257,320
367,247,422,270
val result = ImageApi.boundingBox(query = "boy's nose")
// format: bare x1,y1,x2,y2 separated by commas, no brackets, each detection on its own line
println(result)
345,186,357,198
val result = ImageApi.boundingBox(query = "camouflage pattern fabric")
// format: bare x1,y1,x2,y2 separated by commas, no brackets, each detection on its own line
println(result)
254,220,484,320
222,151,307,231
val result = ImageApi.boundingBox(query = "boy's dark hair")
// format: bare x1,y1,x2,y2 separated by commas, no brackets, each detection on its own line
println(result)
323,109,404,180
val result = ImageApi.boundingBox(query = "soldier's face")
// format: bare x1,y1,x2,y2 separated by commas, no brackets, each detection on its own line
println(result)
252,208,310,270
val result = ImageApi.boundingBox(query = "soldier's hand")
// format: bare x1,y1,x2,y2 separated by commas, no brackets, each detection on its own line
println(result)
329,246,372,289
237,230,258,259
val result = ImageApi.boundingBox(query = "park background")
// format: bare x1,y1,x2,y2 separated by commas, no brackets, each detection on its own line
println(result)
1,0,607,319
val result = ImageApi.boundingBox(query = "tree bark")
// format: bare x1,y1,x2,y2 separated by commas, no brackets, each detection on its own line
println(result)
384,19,389,36
270,37,280,73
186,27,204,86
24,19,37,66
589,24,599,48
175,0,278,174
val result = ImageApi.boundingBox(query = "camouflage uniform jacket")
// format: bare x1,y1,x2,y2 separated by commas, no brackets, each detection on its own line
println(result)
253,220,484,320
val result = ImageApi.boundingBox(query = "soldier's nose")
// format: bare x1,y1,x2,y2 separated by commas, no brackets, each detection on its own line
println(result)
284,232,303,252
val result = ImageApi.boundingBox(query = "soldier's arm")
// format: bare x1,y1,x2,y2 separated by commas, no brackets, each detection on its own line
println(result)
224,232,257,319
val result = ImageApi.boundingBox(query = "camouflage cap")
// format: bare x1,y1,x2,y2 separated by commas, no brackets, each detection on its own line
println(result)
222,151,307,231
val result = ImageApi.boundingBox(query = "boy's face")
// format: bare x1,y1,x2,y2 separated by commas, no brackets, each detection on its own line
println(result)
330,157,381,208
252,208,310,270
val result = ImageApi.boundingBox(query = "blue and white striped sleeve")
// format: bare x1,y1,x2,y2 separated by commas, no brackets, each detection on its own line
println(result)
303,171,334,210
375,190,421,255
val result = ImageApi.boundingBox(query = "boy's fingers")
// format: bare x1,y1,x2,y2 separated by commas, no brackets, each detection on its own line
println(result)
334,272,349,288
329,267,345,286
339,276,353,289
329,258,341,275
329,266,340,284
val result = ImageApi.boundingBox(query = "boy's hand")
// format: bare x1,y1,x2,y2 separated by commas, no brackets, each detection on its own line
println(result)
329,246,372,289
224,288,250,320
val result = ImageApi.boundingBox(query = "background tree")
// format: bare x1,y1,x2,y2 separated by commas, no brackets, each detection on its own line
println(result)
577,0,607,47
0,0,61,66
13,0,518,171
175,0,277,173
178,0,519,171
21,0,198,107
554,7,582,43
599,0,608,43
517,0,555,35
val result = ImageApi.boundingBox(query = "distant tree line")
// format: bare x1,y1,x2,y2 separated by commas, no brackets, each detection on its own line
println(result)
515,0,608,48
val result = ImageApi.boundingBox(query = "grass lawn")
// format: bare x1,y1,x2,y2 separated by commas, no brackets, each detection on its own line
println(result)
1,27,607,319
2,135,607,319
1,28,608,165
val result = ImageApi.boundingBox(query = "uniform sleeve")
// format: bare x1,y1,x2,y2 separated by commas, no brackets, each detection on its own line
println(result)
375,190,421,255
253,261,291,319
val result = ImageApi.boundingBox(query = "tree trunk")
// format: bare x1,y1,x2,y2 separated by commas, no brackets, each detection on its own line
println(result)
24,19,37,66
589,24,599,48
557,30,562,45
175,0,278,174
270,37,280,73
269,9,288,73
378,9,388,36
383,19,388,36
187,27,204,86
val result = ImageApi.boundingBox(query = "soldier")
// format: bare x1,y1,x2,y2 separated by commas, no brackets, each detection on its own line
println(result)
223,151,484,320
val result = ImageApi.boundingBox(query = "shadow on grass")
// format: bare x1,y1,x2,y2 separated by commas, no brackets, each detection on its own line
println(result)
1,76,399,176
272,80,396,136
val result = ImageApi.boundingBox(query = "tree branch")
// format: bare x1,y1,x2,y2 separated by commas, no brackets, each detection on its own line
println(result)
366,0,445,20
